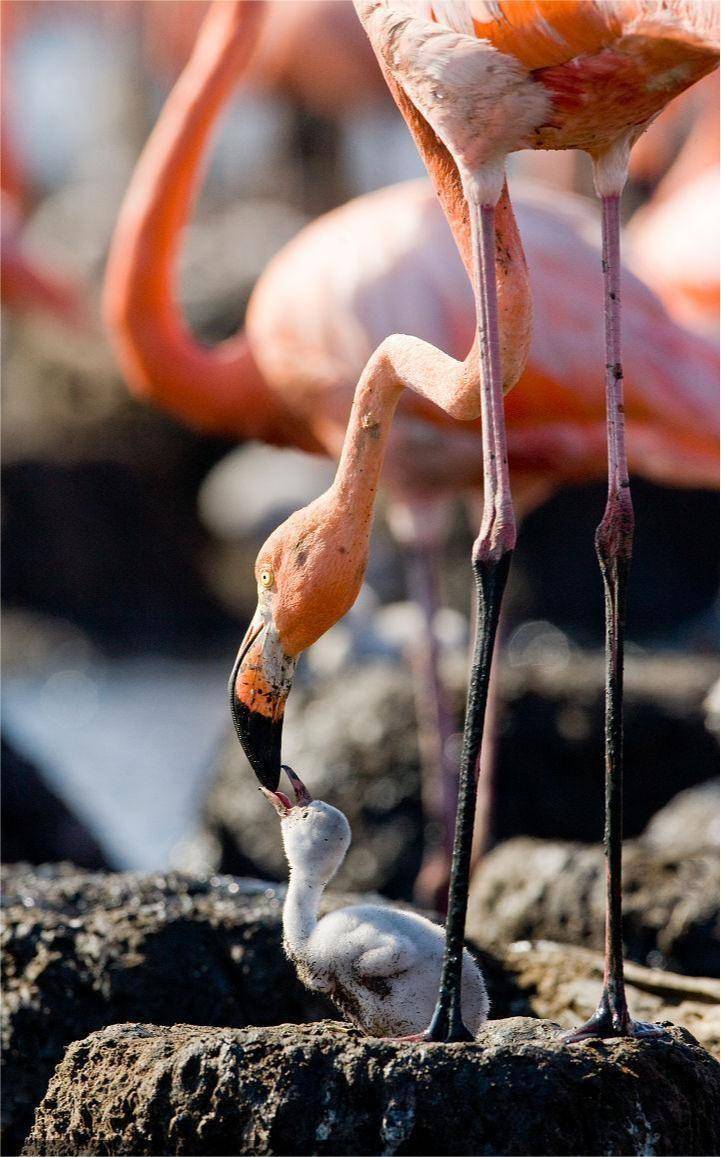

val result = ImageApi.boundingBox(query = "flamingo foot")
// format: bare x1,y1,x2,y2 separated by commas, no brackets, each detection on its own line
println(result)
424,1005,475,1043
562,995,667,1043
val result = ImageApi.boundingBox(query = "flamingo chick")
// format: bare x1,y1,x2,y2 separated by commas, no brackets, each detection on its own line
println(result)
264,766,489,1038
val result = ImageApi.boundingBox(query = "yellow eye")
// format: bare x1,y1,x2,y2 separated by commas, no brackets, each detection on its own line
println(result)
258,566,274,590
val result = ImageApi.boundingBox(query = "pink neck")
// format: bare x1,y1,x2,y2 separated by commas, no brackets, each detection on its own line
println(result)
103,2,317,449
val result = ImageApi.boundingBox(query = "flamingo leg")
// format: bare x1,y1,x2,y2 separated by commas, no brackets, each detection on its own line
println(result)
565,194,660,1043
471,636,502,864
425,200,516,1043
403,536,459,914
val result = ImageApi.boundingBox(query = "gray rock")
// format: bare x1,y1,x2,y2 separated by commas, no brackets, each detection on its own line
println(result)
643,780,719,855
491,652,719,847
502,940,720,1059
0,866,337,1154
1,740,110,871
23,1019,719,1156
467,835,719,976
5,865,719,1153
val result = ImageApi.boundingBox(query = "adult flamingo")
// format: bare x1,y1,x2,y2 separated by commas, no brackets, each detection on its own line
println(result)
629,164,719,335
354,0,719,1041
0,192,87,328
103,0,523,909
628,70,718,198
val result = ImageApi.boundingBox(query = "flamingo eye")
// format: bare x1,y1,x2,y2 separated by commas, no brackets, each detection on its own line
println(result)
258,566,274,590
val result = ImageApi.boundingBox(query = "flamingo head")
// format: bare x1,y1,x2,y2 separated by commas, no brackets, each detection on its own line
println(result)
229,494,368,789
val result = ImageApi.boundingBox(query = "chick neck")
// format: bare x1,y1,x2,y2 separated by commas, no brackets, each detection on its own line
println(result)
282,846,345,957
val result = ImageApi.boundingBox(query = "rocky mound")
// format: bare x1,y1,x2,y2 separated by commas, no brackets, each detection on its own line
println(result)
501,940,719,1059
23,1019,719,1156
467,832,719,977
643,779,719,857
1,867,335,1153
4,866,719,1152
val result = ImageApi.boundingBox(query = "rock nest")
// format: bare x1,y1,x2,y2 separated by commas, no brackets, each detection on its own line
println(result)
4,866,719,1153
23,1019,719,1156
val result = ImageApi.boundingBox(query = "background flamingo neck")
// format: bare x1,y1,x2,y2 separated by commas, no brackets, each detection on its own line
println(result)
115,4,262,308
104,3,315,447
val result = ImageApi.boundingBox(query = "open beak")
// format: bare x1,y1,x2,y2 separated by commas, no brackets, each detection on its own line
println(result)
228,608,297,791
260,765,313,815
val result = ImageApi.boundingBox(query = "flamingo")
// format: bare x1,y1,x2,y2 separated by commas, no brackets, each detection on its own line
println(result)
104,0,719,920
0,193,88,328
262,764,489,1037
630,164,719,336
353,0,718,1041
103,0,518,907
627,70,718,198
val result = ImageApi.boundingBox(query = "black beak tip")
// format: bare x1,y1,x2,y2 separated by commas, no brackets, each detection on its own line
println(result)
230,698,283,792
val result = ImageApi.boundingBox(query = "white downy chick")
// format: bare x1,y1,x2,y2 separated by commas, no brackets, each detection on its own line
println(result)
262,766,489,1037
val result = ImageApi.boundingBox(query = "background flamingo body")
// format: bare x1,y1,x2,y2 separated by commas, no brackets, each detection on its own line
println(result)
245,178,718,498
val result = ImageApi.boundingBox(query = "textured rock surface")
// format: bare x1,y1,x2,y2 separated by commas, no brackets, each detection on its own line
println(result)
502,941,720,1059
190,654,718,898
467,834,719,977
24,1019,719,1157
4,866,719,1152
0,868,336,1153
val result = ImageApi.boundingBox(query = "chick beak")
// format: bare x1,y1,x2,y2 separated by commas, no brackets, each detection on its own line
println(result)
283,764,313,806
228,607,297,791
259,786,293,816
259,766,313,816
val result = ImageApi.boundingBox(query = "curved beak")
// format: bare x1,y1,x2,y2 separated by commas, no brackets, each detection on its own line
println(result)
228,608,297,791
260,765,313,815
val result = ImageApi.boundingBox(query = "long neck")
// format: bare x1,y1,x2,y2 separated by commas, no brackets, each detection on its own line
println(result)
283,870,325,956
103,1,308,446
331,350,403,511
280,331,483,660
276,352,404,657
